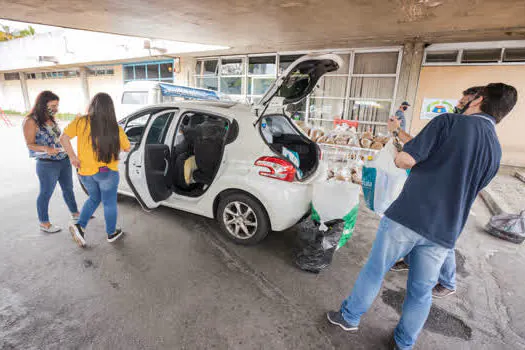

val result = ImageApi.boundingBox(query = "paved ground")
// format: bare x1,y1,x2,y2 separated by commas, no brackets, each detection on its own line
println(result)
1,116,524,350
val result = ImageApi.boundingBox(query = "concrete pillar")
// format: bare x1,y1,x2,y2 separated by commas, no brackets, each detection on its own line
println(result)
79,67,90,111
19,72,31,112
405,42,425,131
393,42,424,132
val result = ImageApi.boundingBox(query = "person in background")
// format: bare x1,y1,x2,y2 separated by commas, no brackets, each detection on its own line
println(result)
23,91,80,233
395,101,411,131
60,93,130,247
390,85,485,299
326,83,517,350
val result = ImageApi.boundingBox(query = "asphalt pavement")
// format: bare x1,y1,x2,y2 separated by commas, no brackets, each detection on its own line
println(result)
1,116,524,350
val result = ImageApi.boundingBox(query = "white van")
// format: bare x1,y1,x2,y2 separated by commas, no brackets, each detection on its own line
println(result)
116,81,222,120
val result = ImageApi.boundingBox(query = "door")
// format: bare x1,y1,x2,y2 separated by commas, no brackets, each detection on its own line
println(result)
126,109,176,209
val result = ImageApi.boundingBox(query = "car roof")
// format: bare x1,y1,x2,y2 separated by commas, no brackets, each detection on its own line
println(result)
142,100,253,119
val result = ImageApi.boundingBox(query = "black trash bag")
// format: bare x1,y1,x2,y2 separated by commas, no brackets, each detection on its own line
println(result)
485,210,525,244
294,218,344,273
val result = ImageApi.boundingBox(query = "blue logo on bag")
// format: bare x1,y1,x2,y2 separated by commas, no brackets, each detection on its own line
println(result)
361,166,376,211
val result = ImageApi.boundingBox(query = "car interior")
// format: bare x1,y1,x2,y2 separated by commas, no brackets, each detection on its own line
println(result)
260,114,319,180
169,112,234,197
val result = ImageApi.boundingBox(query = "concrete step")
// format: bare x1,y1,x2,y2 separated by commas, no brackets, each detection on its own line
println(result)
515,171,525,184
479,187,512,216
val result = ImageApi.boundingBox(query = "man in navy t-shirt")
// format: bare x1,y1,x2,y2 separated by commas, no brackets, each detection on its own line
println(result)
326,83,518,350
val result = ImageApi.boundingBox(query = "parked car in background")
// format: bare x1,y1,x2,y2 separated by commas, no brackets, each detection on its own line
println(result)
116,54,343,244
116,81,223,120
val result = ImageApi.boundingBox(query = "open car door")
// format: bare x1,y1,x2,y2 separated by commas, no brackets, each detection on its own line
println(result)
126,109,176,210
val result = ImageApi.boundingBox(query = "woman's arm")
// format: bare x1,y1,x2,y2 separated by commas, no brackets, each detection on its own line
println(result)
59,133,80,168
23,118,58,155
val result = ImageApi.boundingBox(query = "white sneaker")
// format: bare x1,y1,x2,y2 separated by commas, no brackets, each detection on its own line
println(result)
40,224,62,233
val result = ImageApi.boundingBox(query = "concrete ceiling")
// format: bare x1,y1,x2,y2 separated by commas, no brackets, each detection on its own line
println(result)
2,0,525,55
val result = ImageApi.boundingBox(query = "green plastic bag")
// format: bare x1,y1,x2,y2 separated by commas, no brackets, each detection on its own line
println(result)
311,203,359,249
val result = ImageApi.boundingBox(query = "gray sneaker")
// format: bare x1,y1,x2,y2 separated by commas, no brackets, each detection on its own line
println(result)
391,260,409,272
326,311,358,331
432,283,456,299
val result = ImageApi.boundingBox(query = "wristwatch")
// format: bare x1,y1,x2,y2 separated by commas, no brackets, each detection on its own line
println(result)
392,127,401,138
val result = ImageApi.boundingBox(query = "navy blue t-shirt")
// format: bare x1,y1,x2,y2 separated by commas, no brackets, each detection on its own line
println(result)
385,113,501,249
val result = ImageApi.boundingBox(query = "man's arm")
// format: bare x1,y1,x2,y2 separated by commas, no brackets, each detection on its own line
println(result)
394,152,416,169
388,117,413,144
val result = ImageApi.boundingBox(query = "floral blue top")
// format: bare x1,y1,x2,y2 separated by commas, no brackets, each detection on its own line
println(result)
28,117,68,160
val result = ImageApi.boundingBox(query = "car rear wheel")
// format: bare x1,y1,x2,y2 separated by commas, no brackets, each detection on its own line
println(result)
217,193,270,245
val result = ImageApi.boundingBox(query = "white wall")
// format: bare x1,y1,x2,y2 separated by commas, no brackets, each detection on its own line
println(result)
0,75,25,112
27,77,84,114
88,66,124,108
0,65,124,114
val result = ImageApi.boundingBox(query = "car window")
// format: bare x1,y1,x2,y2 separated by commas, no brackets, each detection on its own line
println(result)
146,112,174,145
122,91,148,105
261,115,297,142
124,113,151,144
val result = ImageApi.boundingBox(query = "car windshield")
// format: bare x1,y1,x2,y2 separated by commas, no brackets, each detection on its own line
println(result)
122,91,148,105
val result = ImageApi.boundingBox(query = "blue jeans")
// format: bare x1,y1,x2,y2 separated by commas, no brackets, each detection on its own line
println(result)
405,248,456,290
340,216,449,350
36,158,78,223
78,170,119,235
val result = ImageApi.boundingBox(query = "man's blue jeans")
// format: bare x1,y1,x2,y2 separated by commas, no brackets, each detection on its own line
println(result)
340,216,449,350
78,170,119,235
405,247,456,290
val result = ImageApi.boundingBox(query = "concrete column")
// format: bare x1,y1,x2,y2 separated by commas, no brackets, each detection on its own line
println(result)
79,67,90,111
393,42,424,131
404,42,425,132
19,72,31,112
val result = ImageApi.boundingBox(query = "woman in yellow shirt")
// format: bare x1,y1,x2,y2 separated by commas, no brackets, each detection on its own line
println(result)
60,93,130,247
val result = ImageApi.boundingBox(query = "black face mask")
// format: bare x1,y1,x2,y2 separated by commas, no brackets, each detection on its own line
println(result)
402,106,408,111
454,94,480,114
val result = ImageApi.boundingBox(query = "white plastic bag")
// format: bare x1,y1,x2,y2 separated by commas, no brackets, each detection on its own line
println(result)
362,140,408,215
312,179,360,231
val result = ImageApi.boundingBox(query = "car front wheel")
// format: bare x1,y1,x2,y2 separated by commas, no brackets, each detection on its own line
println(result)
217,193,270,245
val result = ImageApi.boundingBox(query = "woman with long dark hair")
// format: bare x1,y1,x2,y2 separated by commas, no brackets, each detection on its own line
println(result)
23,91,80,232
60,93,130,247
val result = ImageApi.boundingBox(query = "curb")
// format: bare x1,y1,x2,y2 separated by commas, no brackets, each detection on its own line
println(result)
479,187,511,216
515,171,525,184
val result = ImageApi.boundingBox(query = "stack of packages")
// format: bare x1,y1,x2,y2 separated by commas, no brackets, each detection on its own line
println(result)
295,179,360,273
361,140,409,215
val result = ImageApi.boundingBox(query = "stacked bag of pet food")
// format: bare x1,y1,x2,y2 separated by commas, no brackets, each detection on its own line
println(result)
295,178,360,273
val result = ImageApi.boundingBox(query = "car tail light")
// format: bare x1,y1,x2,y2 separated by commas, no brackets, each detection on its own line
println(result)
255,156,296,182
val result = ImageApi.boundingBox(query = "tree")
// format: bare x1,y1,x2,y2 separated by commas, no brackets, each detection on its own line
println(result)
0,25,35,42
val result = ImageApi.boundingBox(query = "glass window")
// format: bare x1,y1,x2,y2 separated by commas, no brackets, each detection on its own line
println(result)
461,49,501,63
346,100,392,126
4,73,19,80
220,77,242,95
196,60,218,75
311,76,348,99
124,113,150,144
196,77,218,91
248,77,275,96
122,92,148,105
146,112,173,145
425,51,459,63
160,63,173,79
135,65,146,80
309,98,346,121
221,58,244,75
279,54,305,75
349,77,396,99
124,66,134,81
248,56,276,75
147,64,159,79
353,52,398,74
503,48,525,62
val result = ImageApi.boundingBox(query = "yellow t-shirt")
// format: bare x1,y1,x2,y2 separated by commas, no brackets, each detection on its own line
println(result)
64,117,131,176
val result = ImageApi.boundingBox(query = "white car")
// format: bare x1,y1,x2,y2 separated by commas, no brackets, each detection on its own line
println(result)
116,54,343,244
